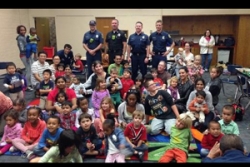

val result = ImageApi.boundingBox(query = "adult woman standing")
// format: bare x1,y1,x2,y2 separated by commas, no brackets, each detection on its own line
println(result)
0,91,13,136
183,42,194,66
45,76,77,113
49,55,61,80
186,78,215,132
174,66,194,113
16,25,33,91
199,29,215,72
118,89,145,128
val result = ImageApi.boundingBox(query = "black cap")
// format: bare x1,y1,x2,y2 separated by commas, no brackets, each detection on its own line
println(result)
89,20,96,26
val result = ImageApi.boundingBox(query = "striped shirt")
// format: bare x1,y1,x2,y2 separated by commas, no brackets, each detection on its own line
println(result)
31,60,50,86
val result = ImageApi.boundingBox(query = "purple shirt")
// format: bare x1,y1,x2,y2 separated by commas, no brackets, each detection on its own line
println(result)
1,123,22,142
91,89,110,118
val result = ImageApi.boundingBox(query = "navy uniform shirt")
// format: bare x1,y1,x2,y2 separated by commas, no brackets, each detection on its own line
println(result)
105,30,127,51
128,32,150,53
83,30,103,50
149,31,173,53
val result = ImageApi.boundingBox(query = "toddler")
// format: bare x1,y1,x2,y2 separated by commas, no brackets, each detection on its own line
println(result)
124,110,148,163
200,120,224,157
167,76,180,102
11,106,46,160
72,53,84,73
187,90,209,128
76,113,103,157
120,69,134,100
69,76,85,99
3,62,24,102
59,101,77,131
0,110,22,155
188,54,204,83
33,115,64,157
158,113,193,163
91,77,110,118
55,63,65,78
103,114,133,163
75,97,95,128
26,27,40,60
174,47,186,78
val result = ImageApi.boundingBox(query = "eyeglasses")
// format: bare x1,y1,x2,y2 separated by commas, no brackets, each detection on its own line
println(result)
128,88,138,93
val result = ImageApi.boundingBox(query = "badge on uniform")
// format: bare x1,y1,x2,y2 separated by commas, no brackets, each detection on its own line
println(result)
162,36,165,39
118,33,121,37
112,35,116,40
89,38,94,43
168,34,171,38
96,34,99,38
142,36,145,39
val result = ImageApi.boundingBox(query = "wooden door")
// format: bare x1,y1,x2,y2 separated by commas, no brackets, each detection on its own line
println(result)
95,17,115,47
35,17,50,52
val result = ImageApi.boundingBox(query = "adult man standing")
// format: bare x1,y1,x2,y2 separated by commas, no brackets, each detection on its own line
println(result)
149,20,175,69
57,44,74,68
83,20,103,77
127,21,150,81
105,19,127,65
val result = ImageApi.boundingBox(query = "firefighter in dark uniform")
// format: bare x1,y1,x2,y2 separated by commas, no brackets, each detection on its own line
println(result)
83,20,103,77
105,19,127,65
127,21,150,81
149,19,175,69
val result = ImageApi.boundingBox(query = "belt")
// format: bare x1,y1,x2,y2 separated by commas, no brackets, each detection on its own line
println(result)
132,52,146,56
154,51,165,55
108,49,122,53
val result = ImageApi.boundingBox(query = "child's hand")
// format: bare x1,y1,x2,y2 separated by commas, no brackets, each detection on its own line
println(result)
8,85,14,89
189,145,196,151
122,122,127,128
110,78,115,83
203,129,209,135
90,144,95,150
119,144,125,150
111,87,116,91
196,107,200,112
5,138,11,143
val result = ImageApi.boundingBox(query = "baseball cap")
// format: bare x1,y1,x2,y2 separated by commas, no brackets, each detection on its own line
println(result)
89,20,96,26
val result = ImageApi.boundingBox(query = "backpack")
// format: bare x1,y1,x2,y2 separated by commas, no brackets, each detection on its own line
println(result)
232,102,245,121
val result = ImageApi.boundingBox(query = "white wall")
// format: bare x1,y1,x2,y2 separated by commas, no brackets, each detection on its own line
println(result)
0,9,30,74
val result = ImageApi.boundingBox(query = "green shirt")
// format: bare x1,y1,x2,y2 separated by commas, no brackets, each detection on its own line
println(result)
38,145,83,163
108,63,123,76
219,119,240,135
167,126,192,154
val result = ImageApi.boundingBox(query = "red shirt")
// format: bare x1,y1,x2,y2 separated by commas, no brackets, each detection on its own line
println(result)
201,133,224,150
47,88,76,103
120,78,134,98
75,59,84,72
124,122,147,145
55,71,65,78
153,78,164,86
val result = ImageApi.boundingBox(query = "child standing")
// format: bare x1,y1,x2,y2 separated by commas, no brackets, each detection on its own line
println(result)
59,101,77,131
106,67,123,109
124,110,148,163
11,106,46,159
200,120,224,157
69,76,85,99
158,113,193,163
35,129,83,163
76,113,103,157
3,62,24,102
72,53,84,73
26,27,40,60
0,110,22,155
12,98,27,127
103,114,133,163
120,69,134,100
218,105,239,135
187,90,209,128
39,69,54,110
174,47,186,78
94,97,119,139
33,115,64,158
188,55,204,83
55,63,65,78
75,97,95,128
91,77,110,118
167,76,180,102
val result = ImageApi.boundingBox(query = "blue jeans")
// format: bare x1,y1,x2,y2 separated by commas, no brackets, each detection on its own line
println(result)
33,145,47,157
201,53,212,70
200,148,209,157
26,43,37,58
133,143,148,152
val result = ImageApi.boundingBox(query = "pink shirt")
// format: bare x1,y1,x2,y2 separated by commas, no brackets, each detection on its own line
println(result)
1,123,22,142
47,88,76,103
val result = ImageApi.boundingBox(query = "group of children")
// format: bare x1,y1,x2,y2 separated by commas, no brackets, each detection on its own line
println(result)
0,44,245,163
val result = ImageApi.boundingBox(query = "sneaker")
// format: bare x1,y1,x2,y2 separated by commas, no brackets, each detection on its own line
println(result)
138,152,144,163
25,150,34,159
26,86,34,91
9,146,18,152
